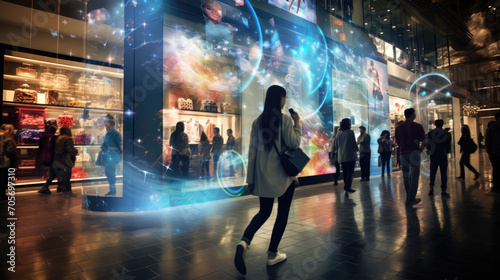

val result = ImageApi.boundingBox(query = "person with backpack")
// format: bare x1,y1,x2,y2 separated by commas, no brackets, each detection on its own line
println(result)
38,125,58,194
1,124,17,201
457,125,480,180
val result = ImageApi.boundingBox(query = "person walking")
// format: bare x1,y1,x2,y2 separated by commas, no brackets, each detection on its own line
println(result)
457,125,481,180
212,127,223,177
38,125,58,194
329,126,341,186
170,122,190,180
357,126,371,182
52,126,78,193
426,119,452,196
199,131,211,180
486,112,500,192
102,118,122,196
1,124,17,201
395,108,426,205
333,118,358,196
234,85,301,275
377,130,392,177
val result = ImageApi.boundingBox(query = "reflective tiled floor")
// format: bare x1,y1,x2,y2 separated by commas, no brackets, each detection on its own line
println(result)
1,151,498,280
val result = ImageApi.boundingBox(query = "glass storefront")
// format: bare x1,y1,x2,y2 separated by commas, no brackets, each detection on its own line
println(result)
0,0,458,210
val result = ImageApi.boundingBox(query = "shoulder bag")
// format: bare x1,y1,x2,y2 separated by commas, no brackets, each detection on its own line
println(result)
272,121,310,177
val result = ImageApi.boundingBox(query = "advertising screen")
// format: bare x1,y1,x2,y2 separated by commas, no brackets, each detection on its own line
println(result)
268,0,317,23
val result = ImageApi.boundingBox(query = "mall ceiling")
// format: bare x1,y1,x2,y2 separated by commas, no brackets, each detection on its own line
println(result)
436,0,500,69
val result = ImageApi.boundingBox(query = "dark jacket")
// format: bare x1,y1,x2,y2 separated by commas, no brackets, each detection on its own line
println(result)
1,135,17,168
52,135,78,170
426,128,451,156
458,135,474,154
377,137,392,153
38,132,55,165
102,128,122,165
486,123,500,156
395,120,426,154
169,131,188,156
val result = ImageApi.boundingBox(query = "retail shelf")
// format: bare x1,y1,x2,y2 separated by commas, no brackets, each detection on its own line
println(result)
17,144,102,149
15,175,123,187
4,54,123,79
3,101,123,113
163,109,239,117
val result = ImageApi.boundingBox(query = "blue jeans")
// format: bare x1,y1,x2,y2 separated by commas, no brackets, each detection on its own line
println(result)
105,164,117,192
401,152,421,202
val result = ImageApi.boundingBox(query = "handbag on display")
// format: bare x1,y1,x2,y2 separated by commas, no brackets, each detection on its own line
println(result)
272,122,310,177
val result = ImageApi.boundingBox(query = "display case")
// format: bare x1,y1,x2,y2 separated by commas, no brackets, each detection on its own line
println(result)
2,50,124,186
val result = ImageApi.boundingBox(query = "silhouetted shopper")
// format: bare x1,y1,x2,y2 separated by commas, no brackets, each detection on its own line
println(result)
395,108,425,205
103,118,122,196
357,126,371,182
486,112,500,192
199,131,211,180
329,126,341,185
426,119,452,196
395,120,404,167
457,125,480,180
212,127,223,178
1,124,17,201
38,125,58,194
52,126,77,193
226,129,236,177
333,118,358,196
377,130,392,177
235,85,301,275
170,122,190,180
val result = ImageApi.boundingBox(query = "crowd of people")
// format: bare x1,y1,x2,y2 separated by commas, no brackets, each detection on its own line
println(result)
169,124,237,181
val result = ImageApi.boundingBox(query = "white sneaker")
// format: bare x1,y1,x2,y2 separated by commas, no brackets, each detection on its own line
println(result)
234,241,249,275
266,251,287,266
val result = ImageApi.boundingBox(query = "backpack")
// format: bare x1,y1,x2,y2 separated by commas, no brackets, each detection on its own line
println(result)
468,138,478,154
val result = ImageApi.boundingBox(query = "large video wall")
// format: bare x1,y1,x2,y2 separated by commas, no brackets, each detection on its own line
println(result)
162,0,390,192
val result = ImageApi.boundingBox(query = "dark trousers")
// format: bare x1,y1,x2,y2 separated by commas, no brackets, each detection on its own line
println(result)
430,155,448,191
42,165,58,189
56,168,72,191
490,155,500,187
380,152,391,176
341,161,355,191
333,162,340,183
213,152,222,178
401,152,421,202
242,183,295,255
171,155,190,178
459,153,478,178
201,160,210,178
359,152,371,179
105,164,117,192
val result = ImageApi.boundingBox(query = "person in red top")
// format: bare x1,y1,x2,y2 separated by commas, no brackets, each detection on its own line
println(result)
395,108,426,205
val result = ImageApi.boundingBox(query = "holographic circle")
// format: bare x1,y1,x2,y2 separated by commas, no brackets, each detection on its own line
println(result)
216,150,247,197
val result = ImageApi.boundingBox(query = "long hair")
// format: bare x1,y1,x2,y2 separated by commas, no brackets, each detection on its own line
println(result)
200,131,208,142
1,124,14,139
380,130,390,138
461,125,471,138
171,122,185,144
261,85,286,150
59,126,72,137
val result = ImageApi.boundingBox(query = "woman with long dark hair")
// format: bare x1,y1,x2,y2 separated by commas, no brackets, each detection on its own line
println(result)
378,130,393,177
457,125,480,180
169,122,190,179
234,85,301,275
